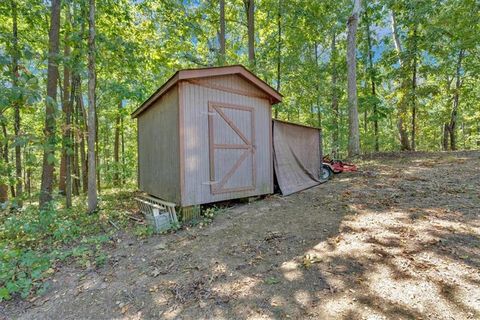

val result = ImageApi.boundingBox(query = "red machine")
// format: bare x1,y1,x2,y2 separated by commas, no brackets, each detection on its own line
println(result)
321,155,357,180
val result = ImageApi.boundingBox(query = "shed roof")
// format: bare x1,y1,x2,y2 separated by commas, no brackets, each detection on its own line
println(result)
131,65,283,118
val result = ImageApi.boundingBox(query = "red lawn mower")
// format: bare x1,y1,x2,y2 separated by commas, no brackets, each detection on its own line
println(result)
321,155,358,180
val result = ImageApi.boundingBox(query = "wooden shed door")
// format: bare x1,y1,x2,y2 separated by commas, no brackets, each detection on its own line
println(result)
208,102,256,194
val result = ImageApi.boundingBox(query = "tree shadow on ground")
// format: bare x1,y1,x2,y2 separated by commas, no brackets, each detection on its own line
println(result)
8,152,480,319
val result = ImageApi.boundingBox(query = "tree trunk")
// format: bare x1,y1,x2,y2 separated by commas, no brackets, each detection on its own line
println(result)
121,115,125,184
1,122,11,200
477,122,480,148
113,101,121,184
63,7,72,207
26,151,31,197
346,0,361,157
103,124,109,183
275,0,282,119
11,0,23,207
244,0,255,67
410,23,418,151
71,75,80,196
39,0,61,209
443,123,449,151
0,123,8,203
331,32,339,153
74,75,88,194
72,122,80,196
87,0,97,213
391,10,411,150
95,105,100,192
218,0,225,65
314,42,321,128
449,49,464,151
365,5,379,151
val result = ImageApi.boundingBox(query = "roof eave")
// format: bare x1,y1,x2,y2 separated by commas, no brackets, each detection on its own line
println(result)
131,65,282,118
131,72,180,118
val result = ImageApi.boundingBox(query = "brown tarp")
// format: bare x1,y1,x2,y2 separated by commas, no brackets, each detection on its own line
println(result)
273,120,323,195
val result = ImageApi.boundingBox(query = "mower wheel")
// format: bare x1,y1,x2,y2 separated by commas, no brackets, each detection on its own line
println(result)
321,164,333,181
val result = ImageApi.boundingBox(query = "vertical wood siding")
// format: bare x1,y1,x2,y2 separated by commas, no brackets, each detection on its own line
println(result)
181,75,273,206
137,86,180,203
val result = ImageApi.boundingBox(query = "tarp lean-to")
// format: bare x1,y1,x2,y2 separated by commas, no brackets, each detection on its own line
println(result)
273,120,323,195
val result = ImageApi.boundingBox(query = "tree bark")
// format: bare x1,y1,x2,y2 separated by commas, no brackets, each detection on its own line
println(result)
62,6,72,207
121,115,125,184
443,123,449,151
410,23,418,151
346,0,361,157
448,49,464,151
391,10,411,150
218,0,226,65
0,123,8,203
74,75,88,194
113,101,121,184
331,32,339,153
71,74,80,196
244,0,255,67
39,0,61,209
87,0,97,213
275,0,282,119
477,122,480,148
25,148,31,197
95,104,100,193
11,0,23,206
365,5,379,151
314,42,321,128
72,116,80,197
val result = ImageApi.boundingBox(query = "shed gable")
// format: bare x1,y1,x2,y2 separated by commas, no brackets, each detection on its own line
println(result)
184,74,271,101
131,65,282,118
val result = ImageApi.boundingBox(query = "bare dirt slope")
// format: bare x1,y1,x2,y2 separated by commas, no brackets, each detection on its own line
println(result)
3,151,480,319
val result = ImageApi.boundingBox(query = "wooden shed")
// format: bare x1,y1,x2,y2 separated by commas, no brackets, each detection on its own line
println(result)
131,65,282,208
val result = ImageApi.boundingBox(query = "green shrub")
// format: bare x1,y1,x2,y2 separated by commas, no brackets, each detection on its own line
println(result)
0,247,52,300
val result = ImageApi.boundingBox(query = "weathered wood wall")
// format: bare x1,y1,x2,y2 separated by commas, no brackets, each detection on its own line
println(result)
180,74,273,206
137,86,181,203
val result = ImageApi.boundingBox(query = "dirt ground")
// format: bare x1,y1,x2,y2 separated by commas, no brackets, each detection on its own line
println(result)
2,151,480,320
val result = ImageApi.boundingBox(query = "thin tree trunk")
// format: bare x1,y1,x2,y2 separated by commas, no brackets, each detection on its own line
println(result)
95,106,100,193
331,32,339,153
314,42,321,128
63,7,72,208
71,72,79,196
477,122,480,148
39,0,61,209
113,101,121,184
74,75,88,194
218,0,225,65
0,123,8,203
121,115,125,184
275,0,282,119
72,120,80,196
11,0,22,206
411,23,418,151
443,123,449,151
244,0,255,67
449,49,464,151
87,0,97,213
365,5,379,151
103,124,109,183
26,152,31,197
346,0,361,157
391,10,411,150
